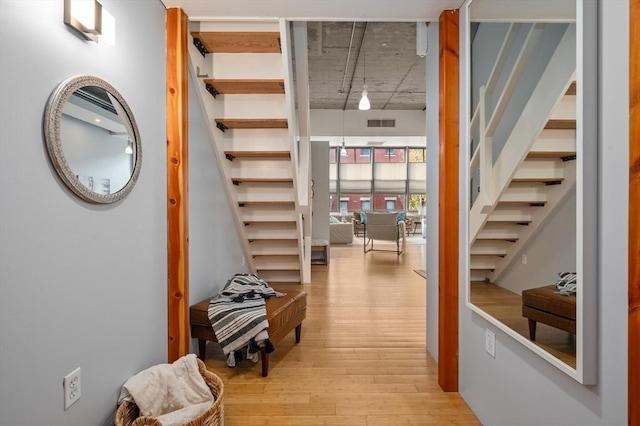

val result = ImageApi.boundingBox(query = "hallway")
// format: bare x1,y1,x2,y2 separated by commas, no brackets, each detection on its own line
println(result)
202,238,480,425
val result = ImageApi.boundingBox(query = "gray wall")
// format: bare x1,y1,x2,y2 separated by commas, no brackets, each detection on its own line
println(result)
425,21,440,361
0,1,167,425
457,1,629,425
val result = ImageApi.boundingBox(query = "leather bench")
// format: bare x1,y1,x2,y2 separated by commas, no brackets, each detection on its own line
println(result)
190,285,307,377
521,285,576,341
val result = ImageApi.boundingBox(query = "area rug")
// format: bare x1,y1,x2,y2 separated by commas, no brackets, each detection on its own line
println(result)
414,269,426,279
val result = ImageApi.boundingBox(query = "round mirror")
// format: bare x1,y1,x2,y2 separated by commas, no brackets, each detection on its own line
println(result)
44,75,142,204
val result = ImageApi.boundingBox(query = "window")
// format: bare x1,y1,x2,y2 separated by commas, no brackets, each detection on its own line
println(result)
339,199,348,211
359,148,371,157
360,198,371,211
408,148,426,162
329,147,337,164
374,147,405,163
408,194,426,212
385,198,396,210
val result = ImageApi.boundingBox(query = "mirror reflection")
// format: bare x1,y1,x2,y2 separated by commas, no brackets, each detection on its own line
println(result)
467,0,578,368
44,76,142,204
62,86,136,194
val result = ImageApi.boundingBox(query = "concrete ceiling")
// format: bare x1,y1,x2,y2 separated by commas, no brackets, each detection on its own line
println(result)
159,0,573,111
159,0,463,111
307,22,427,111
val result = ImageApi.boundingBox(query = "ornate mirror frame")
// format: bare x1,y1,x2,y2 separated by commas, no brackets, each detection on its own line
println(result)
460,0,598,384
44,75,142,204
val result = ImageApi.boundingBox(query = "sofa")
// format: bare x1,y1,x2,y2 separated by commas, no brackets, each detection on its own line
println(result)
329,217,354,244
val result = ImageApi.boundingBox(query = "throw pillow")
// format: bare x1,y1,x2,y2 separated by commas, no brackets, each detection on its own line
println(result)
359,212,367,224
396,211,406,223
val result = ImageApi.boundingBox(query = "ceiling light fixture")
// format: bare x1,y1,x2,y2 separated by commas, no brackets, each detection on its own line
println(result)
358,30,370,111
125,139,133,155
64,0,102,42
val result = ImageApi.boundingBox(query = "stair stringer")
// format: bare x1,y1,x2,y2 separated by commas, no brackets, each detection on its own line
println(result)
279,19,311,283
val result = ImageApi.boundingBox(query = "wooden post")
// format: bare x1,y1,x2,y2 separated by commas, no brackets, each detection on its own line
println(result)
438,9,459,392
166,7,190,363
629,0,639,422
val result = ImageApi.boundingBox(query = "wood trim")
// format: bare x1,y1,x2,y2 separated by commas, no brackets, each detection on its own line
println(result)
203,79,285,94
191,31,281,53
166,8,190,363
544,119,577,130
216,118,288,129
438,9,459,392
629,0,639,422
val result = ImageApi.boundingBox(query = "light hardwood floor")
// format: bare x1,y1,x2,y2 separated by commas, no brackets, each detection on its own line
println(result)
203,237,481,425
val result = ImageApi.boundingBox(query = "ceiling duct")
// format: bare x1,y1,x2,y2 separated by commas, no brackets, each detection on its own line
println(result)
367,119,396,128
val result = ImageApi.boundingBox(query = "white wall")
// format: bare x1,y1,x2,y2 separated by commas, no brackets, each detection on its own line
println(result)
456,1,629,425
0,1,167,425
310,109,426,140
425,21,440,361
311,141,330,243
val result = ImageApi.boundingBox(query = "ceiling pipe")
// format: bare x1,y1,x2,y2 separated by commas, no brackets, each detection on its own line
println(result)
338,22,357,99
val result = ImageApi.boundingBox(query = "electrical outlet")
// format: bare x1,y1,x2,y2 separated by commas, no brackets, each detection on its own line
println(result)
485,329,496,358
521,254,528,265
63,367,81,410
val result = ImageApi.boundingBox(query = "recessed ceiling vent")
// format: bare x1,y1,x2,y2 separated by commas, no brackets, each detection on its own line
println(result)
366,141,385,146
367,119,396,128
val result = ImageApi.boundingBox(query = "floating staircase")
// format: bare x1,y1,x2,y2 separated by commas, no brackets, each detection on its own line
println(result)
470,83,576,282
189,22,307,283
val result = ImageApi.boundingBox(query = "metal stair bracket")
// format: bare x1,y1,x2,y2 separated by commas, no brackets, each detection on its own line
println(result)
205,83,219,98
193,37,209,57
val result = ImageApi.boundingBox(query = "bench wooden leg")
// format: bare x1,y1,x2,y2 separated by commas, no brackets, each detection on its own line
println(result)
528,319,537,341
295,323,302,343
260,348,269,377
198,339,207,360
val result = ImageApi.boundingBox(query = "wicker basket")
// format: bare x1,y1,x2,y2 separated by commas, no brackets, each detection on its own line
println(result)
115,358,224,426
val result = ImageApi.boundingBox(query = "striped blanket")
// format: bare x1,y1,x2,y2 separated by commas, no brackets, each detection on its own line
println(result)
207,274,284,362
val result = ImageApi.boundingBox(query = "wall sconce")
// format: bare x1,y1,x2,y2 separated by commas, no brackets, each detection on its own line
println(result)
64,0,103,42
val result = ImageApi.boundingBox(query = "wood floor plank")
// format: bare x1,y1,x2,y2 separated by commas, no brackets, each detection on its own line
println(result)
202,238,479,424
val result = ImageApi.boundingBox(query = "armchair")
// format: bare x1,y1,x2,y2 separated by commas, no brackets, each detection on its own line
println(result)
352,211,366,237
363,212,406,255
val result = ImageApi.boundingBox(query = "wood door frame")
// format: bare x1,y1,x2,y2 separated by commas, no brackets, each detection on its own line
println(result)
166,7,190,363
629,0,639,423
438,8,460,392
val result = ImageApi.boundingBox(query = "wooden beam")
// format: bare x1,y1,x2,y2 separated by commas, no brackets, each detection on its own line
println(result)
166,7,190,363
438,9,459,392
629,0,639,422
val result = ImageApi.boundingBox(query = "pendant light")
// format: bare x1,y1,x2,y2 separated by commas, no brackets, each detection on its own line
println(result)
340,110,347,156
358,30,370,111
125,139,133,154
